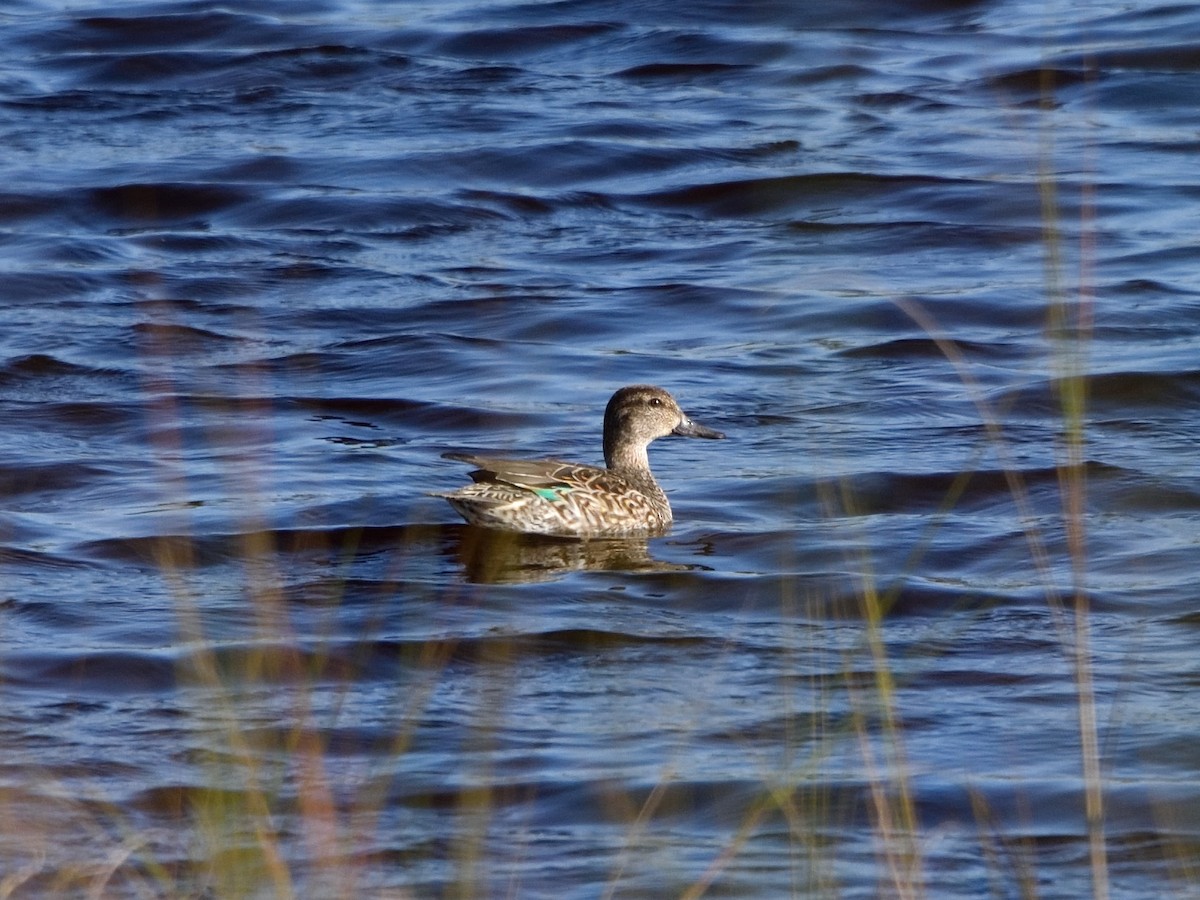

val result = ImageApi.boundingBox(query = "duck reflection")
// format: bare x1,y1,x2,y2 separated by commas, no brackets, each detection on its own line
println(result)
444,524,692,584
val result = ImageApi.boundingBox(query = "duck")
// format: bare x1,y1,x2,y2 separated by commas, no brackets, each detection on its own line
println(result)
435,385,724,536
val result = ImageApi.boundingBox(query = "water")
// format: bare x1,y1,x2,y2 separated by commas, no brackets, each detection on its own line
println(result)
2,0,1199,896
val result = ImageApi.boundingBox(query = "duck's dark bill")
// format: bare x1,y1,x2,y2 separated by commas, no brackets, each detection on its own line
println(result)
673,417,725,440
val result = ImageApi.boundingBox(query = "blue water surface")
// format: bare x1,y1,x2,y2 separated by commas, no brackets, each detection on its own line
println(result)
1,0,1199,896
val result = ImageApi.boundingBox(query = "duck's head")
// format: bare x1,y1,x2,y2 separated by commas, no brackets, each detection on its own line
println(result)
603,385,724,470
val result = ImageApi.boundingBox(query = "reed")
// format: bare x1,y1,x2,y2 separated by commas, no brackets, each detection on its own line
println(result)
0,126,1164,900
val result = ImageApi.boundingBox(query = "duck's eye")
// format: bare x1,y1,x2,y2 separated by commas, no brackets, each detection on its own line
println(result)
649,397,662,406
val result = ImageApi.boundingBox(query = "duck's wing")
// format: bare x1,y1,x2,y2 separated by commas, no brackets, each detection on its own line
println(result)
442,452,606,493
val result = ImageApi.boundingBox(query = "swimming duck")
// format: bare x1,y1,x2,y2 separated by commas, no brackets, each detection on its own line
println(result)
435,385,724,536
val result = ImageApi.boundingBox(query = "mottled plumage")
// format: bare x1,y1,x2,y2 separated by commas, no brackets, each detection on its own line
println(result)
434,385,725,536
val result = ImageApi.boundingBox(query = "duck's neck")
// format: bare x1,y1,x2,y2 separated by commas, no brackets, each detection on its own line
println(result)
604,440,650,475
